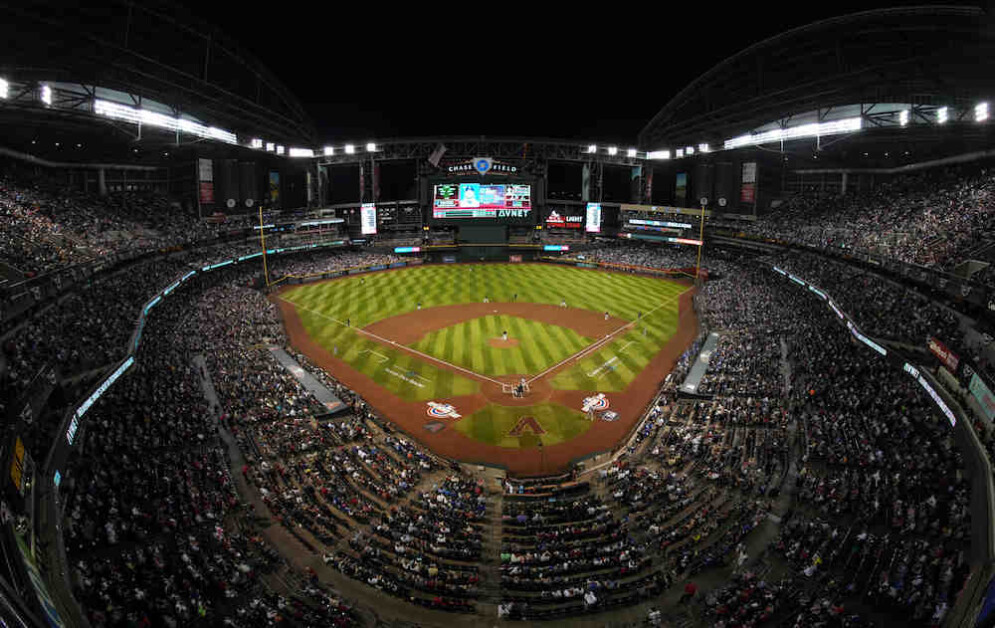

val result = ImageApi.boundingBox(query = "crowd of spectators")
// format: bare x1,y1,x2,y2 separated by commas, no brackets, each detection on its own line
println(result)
59,267,359,627
744,164,995,278
0,171,220,277
269,250,402,280
565,242,706,271
770,251,963,348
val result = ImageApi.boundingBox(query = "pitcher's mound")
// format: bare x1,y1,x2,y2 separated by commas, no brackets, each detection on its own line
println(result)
489,337,520,348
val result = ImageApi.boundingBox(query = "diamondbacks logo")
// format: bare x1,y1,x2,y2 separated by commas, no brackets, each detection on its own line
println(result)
507,416,545,437
426,402,461,420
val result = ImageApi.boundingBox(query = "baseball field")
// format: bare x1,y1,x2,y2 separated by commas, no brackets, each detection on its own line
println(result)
275,263,696,475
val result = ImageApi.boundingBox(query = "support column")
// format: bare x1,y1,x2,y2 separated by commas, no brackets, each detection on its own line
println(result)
97,168,107,196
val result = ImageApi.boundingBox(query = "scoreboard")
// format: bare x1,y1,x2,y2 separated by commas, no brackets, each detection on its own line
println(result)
432,183,532,220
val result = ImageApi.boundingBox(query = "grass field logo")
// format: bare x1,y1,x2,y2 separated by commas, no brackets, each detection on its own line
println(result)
507,416,546,437
582,394,610,413
427,401,461,420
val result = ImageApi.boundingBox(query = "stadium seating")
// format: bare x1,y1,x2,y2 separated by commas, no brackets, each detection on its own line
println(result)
2,189,985,626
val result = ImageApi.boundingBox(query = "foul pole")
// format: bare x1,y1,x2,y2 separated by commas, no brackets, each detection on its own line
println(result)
258,205,270,288
695,203,706,284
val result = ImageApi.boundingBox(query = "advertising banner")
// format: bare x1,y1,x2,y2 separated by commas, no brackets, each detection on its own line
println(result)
675,172,687,205
741,162,757,206
198,158,213,182
585,202,602,233
742,162,757,184
740,183,756,204
199,182,214,205
545,210,583,228
269,171,280,204
928,337,960,373
361,203,377,235
970,373,995,421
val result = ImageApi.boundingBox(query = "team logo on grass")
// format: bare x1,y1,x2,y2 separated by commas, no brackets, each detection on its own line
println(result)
427,402,461,420
581,394,610,413
423,421,447,433
507,416,546,436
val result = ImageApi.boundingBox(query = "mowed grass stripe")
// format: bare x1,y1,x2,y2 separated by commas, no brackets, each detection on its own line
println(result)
517,317,544,374
286,264,684,326
506,317,530,374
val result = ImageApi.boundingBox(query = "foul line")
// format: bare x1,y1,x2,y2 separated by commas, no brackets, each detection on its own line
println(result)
526,287,691,385
280,297,506,387
359,349,390,363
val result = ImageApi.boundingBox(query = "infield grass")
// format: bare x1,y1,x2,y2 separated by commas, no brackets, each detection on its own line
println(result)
410,314,591,377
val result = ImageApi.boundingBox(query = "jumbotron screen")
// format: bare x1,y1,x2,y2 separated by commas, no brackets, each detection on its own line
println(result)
432,183,532,219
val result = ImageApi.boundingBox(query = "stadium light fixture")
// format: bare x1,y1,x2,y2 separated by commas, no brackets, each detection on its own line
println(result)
976,102,989,122
40,84,52,106
276,145,285,155
586,144,597,154
0,78,8,99
323,146,334,156
627,148,637,157
647,150,671,160
344,144,356,154
937,107,948,124
675,148,684,158
724,117,862,150
366,142,377,152
265,142,275,152
93,99,238,144
288,148,314,158
899,109,909,127
251,138,263,149
608,146,618,156
698,143,709,153
685,146,695,155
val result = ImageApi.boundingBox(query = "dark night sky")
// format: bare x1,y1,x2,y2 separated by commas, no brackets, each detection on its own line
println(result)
181,0,982,144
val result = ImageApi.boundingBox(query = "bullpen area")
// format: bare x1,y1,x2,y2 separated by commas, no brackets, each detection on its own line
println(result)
275,263,696,475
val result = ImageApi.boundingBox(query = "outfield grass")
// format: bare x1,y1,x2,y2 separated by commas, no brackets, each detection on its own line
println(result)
410,314,591,377
550,301,681,391
293,307,481,401
452,402,592,448
283,264,687,404
284,264,686,326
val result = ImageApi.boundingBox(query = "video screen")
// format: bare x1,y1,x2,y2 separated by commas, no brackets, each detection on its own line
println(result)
432,183,532,219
